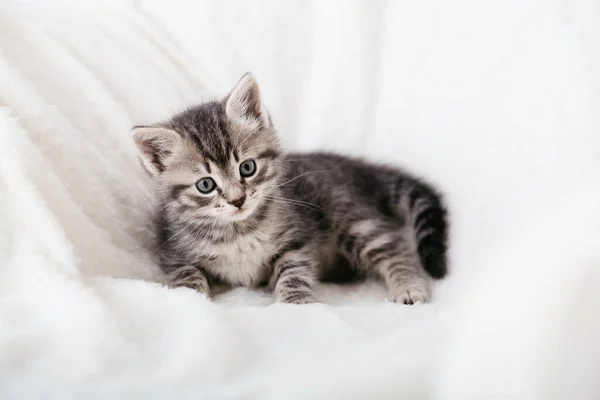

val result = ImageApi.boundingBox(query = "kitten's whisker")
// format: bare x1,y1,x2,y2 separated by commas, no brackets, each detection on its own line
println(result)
265,195,326,211
184,222,205,259
185,213,222,259
154,225,189,252
264,196,328,215
267,198,326,215
156,214,218,252
276,170,331,188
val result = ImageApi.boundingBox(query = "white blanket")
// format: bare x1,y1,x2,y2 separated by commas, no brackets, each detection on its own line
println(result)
1,0,599,398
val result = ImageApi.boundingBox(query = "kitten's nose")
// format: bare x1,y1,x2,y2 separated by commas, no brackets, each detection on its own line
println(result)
228,195,246,209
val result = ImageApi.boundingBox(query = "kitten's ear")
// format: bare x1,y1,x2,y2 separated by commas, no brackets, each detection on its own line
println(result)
131,126,182,176
225,73,270,127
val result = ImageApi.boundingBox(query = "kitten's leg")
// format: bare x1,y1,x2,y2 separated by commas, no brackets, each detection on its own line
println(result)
339,220,430,304
378,257,430,304
269,249,318,304
164,264,211,296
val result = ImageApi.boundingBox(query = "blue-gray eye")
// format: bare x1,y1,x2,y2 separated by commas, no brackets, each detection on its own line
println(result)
196,177,216,194
239,159,256,177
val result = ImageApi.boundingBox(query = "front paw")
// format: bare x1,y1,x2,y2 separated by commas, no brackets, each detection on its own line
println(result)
279,292,319,305
168,266,210,297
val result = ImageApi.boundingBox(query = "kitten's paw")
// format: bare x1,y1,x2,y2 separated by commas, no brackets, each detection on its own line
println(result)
279,292,319,305
389,279,430,305
167,266,211,297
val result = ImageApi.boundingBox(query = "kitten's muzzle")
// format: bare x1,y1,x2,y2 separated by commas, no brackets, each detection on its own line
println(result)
228,195,246,209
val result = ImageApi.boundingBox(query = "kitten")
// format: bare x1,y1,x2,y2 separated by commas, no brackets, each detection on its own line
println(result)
132,73,448,304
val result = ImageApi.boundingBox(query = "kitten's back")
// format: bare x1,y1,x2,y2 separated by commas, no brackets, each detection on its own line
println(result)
280,152,448,279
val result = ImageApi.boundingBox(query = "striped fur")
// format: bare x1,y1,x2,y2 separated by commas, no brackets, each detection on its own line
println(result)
132,73,448,304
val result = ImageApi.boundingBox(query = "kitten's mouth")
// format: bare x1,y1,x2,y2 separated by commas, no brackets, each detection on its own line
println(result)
227,206,253,221
225,195,261,222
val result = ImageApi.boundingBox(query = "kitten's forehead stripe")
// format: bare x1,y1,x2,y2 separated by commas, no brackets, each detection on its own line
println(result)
170,101,233,171
169,101,279,176
257,149,280,159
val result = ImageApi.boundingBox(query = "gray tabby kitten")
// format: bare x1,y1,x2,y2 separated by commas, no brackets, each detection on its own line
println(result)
132,74,448,304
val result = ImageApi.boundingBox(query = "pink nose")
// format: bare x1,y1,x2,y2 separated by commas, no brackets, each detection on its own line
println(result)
228,195,246,209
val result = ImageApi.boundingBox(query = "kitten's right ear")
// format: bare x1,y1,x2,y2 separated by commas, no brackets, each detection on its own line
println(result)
131,126,182,176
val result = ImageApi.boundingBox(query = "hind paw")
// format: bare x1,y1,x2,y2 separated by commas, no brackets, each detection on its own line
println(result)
388,278,430,305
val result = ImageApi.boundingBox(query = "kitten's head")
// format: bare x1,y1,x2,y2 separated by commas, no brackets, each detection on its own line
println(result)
132,73,282,223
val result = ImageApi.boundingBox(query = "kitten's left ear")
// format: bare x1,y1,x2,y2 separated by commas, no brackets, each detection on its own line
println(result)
224,73,270,127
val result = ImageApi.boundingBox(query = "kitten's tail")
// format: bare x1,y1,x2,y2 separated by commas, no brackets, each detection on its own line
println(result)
402,181,449,279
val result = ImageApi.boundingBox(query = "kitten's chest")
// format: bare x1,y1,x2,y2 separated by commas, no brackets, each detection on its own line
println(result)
205,232,276,287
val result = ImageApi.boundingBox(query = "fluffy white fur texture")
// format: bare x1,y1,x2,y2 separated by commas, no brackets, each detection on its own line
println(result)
0,0,599,398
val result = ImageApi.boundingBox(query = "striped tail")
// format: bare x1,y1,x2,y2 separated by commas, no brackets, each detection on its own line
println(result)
406,182,449,279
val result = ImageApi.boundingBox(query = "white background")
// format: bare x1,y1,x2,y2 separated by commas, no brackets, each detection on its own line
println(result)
0,0,599,398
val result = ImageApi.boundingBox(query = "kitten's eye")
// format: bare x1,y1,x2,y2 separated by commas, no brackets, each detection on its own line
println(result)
196,177,216,194
239,159,257,177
